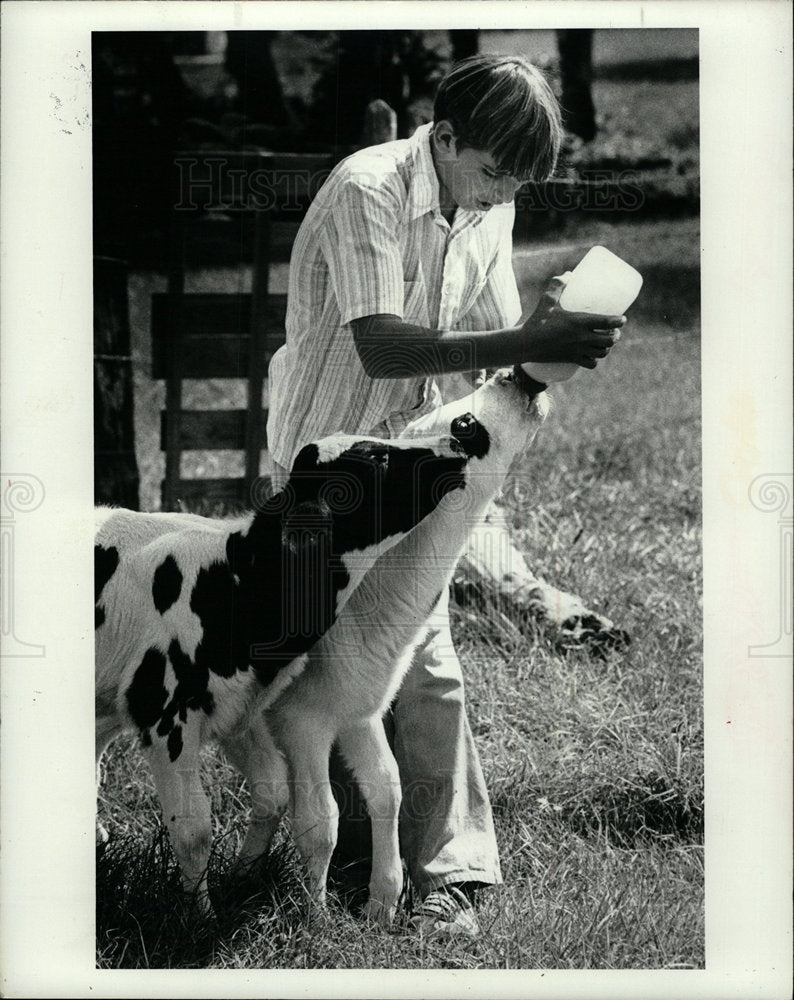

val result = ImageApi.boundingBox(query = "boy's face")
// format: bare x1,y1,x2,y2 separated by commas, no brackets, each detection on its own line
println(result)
432,122,524,213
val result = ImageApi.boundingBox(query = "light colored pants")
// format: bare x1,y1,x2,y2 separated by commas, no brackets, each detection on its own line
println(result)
269,459,502,897
390,586,502,894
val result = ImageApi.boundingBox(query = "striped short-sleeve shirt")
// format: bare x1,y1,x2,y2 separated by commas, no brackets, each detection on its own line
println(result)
266,123,522,469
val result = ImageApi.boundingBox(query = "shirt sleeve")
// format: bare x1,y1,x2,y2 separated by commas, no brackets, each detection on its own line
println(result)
319,176,405,326
455,205,522,332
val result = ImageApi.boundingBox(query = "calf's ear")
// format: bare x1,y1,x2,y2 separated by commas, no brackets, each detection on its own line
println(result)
290,444,320,482
285,443,323,506
290,442,320,476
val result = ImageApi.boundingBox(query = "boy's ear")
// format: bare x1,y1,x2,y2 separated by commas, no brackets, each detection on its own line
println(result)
433,119,457,155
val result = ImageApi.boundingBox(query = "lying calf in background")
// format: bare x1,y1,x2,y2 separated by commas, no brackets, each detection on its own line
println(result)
95,430,474,912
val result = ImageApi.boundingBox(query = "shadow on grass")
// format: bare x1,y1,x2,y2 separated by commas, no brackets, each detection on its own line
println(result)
96,828,306,968
490,767,704,850
96,825,394,969
560,770,704,846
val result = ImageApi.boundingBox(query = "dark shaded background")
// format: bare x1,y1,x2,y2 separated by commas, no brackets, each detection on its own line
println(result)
93,29,699,264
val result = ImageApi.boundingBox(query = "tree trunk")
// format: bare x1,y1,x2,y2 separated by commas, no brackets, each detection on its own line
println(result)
225,31,298,136
556,29,597,142
362,99,398,146
94,256,140,509
449,30,479,62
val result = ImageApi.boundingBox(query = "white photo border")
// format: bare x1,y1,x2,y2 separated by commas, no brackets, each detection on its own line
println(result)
1,2,791,997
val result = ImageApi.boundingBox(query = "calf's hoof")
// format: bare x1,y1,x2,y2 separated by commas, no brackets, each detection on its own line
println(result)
230,851,269,883
363,896,399,928
190,886,217,922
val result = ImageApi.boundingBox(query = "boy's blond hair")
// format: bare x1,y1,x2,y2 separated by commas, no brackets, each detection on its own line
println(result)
434,54,562,183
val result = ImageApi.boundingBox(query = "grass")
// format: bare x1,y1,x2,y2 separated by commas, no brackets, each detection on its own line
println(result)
98,211,703,968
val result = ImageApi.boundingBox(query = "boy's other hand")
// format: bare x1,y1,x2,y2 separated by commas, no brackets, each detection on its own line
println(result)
520,273,626,370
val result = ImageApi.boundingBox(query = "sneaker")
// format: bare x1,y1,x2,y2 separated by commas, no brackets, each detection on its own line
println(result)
411,884,480,938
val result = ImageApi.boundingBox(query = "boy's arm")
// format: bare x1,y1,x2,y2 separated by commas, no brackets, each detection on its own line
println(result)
323,176,622,379
352,280,624,379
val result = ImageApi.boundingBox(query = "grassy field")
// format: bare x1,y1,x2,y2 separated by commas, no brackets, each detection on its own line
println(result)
97,213,702,969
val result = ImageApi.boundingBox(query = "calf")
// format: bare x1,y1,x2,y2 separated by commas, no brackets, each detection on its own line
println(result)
95,430,474,909
222,368,550,923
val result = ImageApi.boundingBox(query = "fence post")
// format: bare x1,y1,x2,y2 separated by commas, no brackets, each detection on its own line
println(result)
93,255,140,509
362,99,397,146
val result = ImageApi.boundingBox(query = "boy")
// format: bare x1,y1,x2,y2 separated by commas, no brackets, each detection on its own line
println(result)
266,55,625,936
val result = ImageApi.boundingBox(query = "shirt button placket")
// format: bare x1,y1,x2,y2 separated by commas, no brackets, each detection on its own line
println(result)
439,233,463,330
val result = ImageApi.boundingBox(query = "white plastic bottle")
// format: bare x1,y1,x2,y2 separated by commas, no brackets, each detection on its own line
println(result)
523,245,644,384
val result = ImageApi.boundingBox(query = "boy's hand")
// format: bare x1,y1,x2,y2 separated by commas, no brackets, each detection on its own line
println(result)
520,274,626,369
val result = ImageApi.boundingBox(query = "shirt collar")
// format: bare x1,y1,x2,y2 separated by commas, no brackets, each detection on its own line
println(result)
404,122,486,231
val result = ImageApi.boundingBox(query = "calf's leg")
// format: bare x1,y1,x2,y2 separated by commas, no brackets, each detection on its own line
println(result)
337,718,403,925
268,706,338,909
222,712,289,871
95,719,119,844
145,720,213,915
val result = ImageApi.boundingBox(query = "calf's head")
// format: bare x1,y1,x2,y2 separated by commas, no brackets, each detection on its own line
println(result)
232,430,472,663
401,367,550,513
278,431,471,557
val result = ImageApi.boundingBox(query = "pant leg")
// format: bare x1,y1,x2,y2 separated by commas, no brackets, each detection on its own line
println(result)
461,498,544,600
393,588,502,897
459,498,624,638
